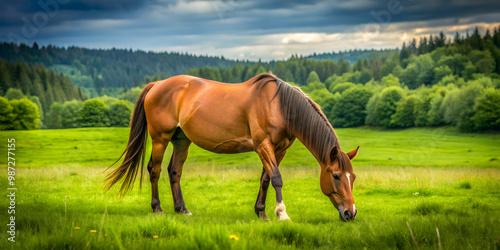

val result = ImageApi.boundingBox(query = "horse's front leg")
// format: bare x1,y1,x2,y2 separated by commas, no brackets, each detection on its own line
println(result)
255,140,291,221
255,150,287,220
255,168,270,219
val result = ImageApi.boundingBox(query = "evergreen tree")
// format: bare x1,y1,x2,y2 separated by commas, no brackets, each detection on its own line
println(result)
306,71,321,84
4,88,25,100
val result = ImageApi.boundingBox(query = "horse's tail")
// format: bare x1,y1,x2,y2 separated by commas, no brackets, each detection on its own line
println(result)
105,82,156,195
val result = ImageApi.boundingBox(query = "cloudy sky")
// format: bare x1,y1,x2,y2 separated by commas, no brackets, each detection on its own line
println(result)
1,0,499,61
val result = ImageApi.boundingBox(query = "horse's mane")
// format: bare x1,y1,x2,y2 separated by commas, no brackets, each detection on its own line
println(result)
252,73,341,166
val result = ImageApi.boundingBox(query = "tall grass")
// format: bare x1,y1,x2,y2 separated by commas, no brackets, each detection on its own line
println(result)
0,127,499,249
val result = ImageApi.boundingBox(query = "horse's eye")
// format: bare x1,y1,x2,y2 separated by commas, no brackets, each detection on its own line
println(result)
333,174,340,180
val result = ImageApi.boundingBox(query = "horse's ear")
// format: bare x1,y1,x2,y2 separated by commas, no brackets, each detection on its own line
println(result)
330,146,339,161
347,146,359,160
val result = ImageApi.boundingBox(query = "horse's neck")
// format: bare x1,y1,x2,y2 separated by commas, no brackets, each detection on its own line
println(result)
291,124,338,167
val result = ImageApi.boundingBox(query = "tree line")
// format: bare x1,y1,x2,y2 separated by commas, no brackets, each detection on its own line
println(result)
0,86,139,130
0,42,241,96
188,27,500,88
0,58,85,115
183,28,500,132
303,71,499,132
1,28,499,132
44,96,135,129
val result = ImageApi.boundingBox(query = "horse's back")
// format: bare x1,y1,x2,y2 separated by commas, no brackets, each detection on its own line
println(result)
144,75,283,153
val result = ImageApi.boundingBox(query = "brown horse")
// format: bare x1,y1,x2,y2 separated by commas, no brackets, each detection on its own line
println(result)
106,73,359,221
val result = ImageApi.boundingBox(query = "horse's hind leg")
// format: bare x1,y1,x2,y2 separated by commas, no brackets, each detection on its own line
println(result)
147,138,170,213
168,128,192,214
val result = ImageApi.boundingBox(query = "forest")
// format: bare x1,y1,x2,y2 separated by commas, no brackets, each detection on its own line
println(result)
0,28,499,132
186,28,500,132
0,42,240,97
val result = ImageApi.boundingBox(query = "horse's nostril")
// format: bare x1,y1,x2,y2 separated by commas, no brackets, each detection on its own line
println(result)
344,210,352,219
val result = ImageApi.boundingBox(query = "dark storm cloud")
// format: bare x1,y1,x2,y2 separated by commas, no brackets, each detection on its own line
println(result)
0,0,155,27
0,0,499,60
1,0,499,35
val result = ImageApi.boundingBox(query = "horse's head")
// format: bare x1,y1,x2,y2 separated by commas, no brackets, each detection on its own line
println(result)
320,146,359,221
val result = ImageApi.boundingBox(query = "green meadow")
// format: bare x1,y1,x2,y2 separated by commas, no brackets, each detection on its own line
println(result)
0,127,499,249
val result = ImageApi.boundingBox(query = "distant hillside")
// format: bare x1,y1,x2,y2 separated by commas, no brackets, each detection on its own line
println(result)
0,58,85,114
306,49,397,64
0,42,242,96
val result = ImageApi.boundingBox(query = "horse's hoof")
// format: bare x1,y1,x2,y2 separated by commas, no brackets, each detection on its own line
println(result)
275,202,291,221
257,212,270,220
153,208,164,213
175,207,192,215
279,216,292,222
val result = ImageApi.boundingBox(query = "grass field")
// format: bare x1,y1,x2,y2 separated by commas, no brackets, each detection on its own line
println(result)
0,127,499,249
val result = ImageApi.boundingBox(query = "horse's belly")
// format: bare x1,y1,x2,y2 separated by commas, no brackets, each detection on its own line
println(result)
192,137,254,154
179,119,254,153
179,100,254,154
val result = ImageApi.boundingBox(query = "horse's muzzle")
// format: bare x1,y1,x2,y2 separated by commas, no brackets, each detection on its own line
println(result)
339,209,357,222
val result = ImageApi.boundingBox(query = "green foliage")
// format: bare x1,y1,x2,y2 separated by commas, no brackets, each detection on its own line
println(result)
2,29,500,132
0,42,236,91
368,86,405,127
109,100,132,127
79,99,109,127
4,88,26,100
307,49,395,64
427,92,446,126
330,87,373,127
472,88,500,131
0,59,84,114
29,96,43,121
437,74,466,87
9,98,39,130
46,102,63,129
400,62,420,89
95,95,119,107
0,96,13,130
61,100,83,128
442,84,482,132
301,81,326,93
365,93,380,126
330,82,355,94
306,71,320,84
380,74,402,87
471,50,496,74
433,65,454,84
391,95,418,128
413,90,432,127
